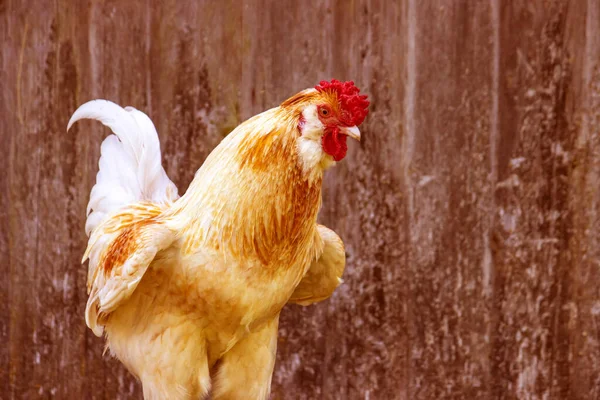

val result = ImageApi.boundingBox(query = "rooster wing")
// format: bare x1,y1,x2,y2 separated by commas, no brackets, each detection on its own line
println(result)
288,224,346,306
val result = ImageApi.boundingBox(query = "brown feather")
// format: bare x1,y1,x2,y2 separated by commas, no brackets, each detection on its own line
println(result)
100,218,158,276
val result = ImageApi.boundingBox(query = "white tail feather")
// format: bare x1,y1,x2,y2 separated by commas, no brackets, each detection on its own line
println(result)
68,100,179,236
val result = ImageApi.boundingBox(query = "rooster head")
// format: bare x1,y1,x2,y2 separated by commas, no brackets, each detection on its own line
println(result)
282,79,369,171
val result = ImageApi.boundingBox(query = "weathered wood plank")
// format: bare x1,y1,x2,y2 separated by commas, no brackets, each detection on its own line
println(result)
490,2,577,399
0,0,12,394
273,1,409,398
565,0,600,398
404,2,496,398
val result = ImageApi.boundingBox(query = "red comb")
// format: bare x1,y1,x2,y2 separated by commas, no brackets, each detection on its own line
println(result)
315,79,370,126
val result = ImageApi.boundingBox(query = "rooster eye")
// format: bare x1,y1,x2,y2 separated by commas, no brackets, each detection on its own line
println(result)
319,108,329,117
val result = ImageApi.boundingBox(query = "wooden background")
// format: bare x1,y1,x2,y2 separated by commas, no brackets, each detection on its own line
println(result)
2,0,600,398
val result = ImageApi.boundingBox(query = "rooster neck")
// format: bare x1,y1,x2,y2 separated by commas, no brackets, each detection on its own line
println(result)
174,108,323,266
179,172,322,266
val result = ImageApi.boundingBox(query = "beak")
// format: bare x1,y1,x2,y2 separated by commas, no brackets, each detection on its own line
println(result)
340,125,361,141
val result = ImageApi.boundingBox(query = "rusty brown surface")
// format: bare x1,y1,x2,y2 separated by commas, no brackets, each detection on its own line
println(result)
2,0,600,399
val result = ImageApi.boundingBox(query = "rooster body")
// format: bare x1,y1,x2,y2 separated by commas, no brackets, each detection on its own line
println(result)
69,81,368,399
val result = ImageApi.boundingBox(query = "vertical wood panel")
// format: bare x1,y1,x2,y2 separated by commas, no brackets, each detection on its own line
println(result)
271,1,410,399
566,0,600,398
406,2,495,398
0,0,12,392
1,1,600,399
491,2,574,398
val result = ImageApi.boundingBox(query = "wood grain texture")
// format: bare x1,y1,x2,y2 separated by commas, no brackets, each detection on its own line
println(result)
1,0,600,399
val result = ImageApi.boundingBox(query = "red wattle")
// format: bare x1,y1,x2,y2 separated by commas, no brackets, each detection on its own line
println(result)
322,127,348,161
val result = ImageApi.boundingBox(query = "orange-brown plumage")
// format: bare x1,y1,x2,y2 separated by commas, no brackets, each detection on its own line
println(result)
70,80,369,399
101,225,139,276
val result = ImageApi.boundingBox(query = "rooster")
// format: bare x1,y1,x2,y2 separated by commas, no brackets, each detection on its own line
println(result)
68,80,369,399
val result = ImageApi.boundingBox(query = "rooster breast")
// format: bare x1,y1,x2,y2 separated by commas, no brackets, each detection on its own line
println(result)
105,223,319,374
